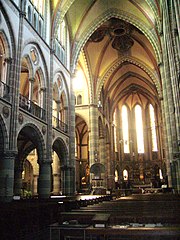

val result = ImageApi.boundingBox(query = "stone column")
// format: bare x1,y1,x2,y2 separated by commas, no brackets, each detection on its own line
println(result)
65,71,76,195
33,174,38,195
99,136,106,187
52,153,60,195
14,161,23,196
39,87,46,108
160,1,180,190
64,106,68,126
0,150,17,202
89,105,98,166
89,104,99,185
28,77,35,102
38,161,52,198
4,57,12,85
9,11,26,149
61,165,74,195
56,100,61,128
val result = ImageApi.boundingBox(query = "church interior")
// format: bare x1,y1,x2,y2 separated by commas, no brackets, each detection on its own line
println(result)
0,0,179,239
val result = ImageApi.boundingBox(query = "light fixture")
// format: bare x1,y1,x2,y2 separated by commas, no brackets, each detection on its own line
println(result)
97,100,102,108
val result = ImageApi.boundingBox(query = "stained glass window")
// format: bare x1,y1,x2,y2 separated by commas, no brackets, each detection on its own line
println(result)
122,105,129,153
135,105,144,153
149,104,158,151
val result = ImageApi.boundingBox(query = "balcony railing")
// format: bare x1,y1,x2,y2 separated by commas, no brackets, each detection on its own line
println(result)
0,80,10,101
52,116,68,133
19,94,46,121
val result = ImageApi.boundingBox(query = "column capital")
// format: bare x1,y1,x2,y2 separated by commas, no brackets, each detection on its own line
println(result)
50,49,55,55
4,150,18,159
4,57,13,64
29,77,35,83
56,99,61,104
19,11,26,18
40,160,53,165
40,87,46,92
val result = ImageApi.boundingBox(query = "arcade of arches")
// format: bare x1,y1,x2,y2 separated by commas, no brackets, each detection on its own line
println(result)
0,0,179,202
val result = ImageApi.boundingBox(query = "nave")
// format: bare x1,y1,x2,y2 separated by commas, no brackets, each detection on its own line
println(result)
1,192,179,240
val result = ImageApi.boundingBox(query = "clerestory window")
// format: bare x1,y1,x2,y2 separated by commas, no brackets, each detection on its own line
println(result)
135,105,144,153
149,104,158,151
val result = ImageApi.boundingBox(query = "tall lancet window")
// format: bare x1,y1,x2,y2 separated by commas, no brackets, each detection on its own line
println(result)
113,110,117,152
32,0,44,15
149,104,158,151
122,105,129,153
135,105,144,153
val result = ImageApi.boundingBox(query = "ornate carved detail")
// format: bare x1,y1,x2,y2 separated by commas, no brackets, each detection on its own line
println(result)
18,113,24,124
89,18,134,52
4,57,12,64
89,28,107,42
97,55,161,101
42,126,46,135
30,48,39,65
112,35,134,52
4,150,18,159
2,106,9,118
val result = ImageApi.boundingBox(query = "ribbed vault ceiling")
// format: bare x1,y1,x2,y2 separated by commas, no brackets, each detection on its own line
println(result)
53,0,162,112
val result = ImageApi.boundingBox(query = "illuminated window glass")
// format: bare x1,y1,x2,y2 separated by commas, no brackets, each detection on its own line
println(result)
77,94,82,105
113,111,117,152
115,170,118,182
122,105,129,153
32,0,44,15
123,169,128,181
149,104,158,151
135,105,144,153
75,134,78,157
57,20,66,47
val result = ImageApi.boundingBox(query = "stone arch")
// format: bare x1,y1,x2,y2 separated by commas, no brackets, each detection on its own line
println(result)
0,114,9,155
71,8,162,73
0,30,11,58
17,123,46,164
60,90,68,110
21,41,49,89
51,0,75,38
14,123,46,196
53,70,70,101
52,137,68,167
97,56,161,103
52,137,69,194
21,54,33,79
0,30,12,85
0,3,15,59
35,67,45,89
53,82,59,101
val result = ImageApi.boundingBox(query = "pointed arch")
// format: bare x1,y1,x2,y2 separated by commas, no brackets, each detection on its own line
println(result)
0,114,9,154
71,8,162,73
17,123,46,164
52,137,68,167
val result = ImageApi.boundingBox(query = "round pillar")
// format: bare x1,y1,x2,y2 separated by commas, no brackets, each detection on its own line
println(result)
0,150,17,202
38,161,52,198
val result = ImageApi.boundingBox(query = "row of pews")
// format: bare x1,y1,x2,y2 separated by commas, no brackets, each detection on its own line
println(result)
50,193,180,240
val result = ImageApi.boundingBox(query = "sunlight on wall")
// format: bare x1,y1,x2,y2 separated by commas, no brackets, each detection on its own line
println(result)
32,0,44,15
73,69,85,91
